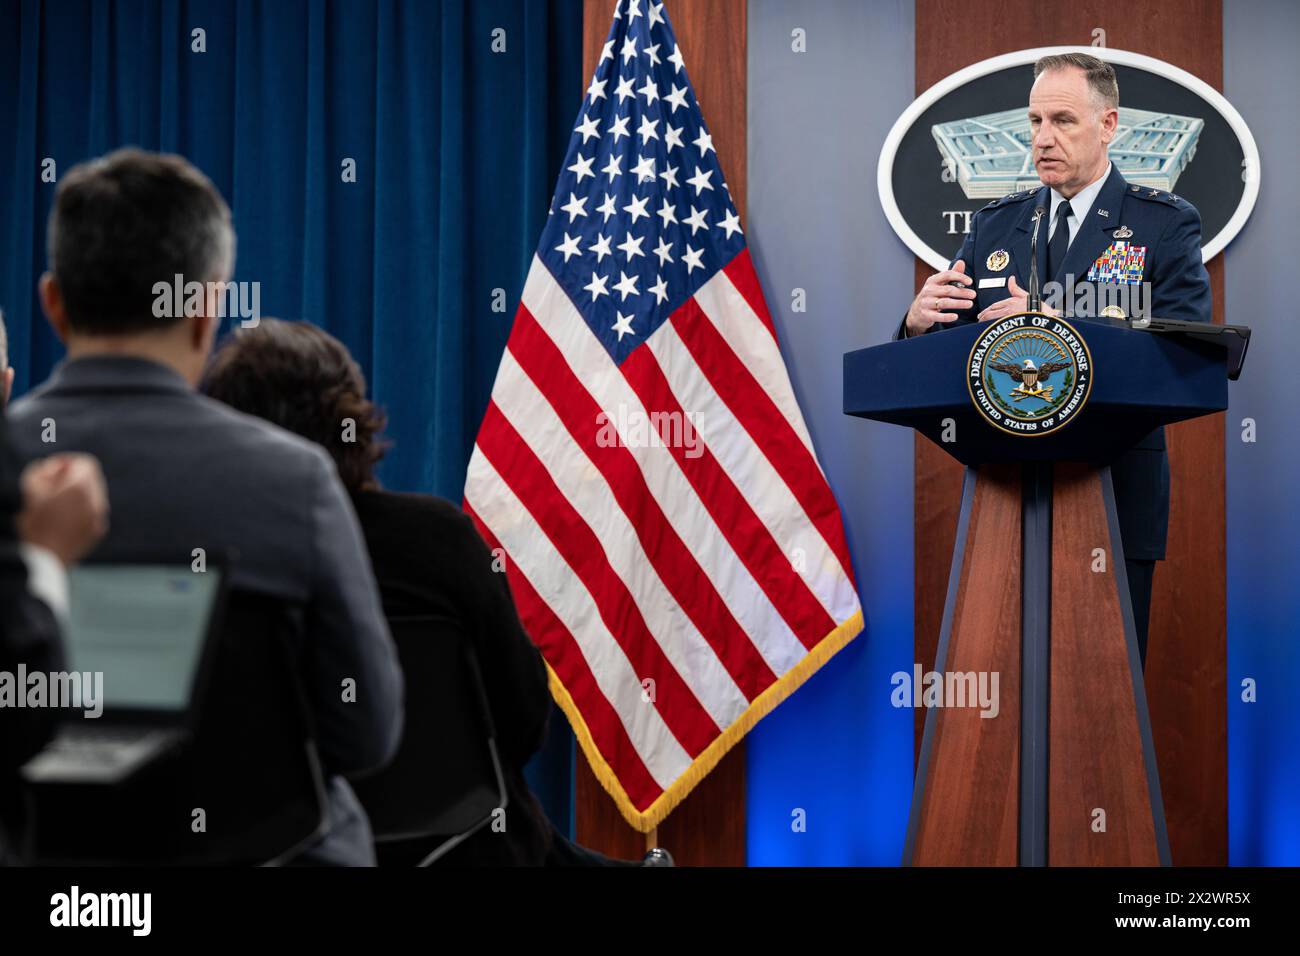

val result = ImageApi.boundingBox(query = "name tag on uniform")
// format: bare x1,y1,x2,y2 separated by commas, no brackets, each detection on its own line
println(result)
978,277,1007,289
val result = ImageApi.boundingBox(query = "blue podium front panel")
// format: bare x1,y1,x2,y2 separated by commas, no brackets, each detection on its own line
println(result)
844,317,1228,465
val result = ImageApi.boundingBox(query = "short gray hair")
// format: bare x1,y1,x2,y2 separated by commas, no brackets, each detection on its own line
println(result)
1034,52,1119,110
47,148,235,335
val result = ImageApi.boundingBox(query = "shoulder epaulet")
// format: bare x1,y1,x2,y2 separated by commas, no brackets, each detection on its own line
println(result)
982,187,1038,211
1126,183,1190,208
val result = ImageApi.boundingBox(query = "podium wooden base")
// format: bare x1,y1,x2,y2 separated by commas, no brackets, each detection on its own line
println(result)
903,462,1170,866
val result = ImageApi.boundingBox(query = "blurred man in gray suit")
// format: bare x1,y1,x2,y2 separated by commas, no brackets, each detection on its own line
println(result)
6,148,403,866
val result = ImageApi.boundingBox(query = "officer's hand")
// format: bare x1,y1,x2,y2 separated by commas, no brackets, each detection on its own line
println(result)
17,453,109,567
905,259,976,336
976,275,1059,322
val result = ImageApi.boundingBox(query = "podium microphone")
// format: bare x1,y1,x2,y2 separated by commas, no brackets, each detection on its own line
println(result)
1028,205,1046,313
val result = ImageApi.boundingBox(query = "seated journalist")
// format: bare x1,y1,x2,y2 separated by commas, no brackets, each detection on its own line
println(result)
203,318,651,867
6,148,402,865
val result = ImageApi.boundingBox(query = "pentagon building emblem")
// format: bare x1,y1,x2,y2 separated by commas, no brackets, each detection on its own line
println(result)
932,106,1204,199
878,47,1259,271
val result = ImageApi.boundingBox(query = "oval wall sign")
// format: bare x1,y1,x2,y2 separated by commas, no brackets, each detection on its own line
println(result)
878,46,1260,272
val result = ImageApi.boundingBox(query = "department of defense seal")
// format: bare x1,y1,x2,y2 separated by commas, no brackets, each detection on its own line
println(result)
967,313,1093,436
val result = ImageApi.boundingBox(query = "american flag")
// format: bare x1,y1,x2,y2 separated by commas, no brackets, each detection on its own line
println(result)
464,0,862,831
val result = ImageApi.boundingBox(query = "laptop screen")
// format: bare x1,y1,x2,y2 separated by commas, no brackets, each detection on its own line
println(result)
66,565,223,713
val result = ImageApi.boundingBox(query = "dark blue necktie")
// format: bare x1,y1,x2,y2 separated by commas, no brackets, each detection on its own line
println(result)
1047,200,1073,280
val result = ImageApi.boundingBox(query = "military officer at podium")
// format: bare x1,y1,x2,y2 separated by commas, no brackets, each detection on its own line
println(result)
897,52,1212,668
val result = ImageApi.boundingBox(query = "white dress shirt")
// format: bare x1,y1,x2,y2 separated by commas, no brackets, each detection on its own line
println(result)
21,542,69,626
1047,161,1112,248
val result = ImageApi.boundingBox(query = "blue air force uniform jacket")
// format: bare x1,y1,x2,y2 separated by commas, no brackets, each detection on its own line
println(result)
896,165,1212,561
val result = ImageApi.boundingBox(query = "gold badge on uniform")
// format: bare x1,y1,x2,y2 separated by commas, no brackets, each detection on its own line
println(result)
1100,304,1127,319
986,249,1009,272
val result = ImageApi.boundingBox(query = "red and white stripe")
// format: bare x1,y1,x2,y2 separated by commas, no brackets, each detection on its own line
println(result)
464,249,862,818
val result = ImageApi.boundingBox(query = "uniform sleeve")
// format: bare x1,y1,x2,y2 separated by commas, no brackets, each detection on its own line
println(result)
892,225,979,341
1150,202,1212,324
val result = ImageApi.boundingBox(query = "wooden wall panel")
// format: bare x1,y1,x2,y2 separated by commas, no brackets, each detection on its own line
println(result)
912,0,1227,865
575,0,747,866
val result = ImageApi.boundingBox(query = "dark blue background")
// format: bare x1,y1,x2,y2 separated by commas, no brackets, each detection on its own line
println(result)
0,0,583,500
0,0,584,834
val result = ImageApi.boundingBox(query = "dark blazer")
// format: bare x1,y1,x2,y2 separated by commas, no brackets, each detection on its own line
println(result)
7,356,403,865
350,488,554,865
0,421,65,861
896,165,1212,560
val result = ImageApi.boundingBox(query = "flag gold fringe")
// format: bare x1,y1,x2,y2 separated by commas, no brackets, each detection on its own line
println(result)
546,607,865,834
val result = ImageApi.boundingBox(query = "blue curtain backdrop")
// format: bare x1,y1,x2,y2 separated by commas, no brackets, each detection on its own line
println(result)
0,0,582,500
0,0,582,828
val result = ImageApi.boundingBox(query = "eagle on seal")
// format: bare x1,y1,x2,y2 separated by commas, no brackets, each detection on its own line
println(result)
989,357,1070,398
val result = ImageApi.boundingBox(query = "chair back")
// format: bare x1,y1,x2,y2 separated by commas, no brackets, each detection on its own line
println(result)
351,614,505,846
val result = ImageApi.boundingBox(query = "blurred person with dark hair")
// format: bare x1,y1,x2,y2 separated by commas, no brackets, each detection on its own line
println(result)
6,148,402,866
204,318,648,867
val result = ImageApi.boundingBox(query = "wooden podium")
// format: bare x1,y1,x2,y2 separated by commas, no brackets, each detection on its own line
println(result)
844,314,1244,866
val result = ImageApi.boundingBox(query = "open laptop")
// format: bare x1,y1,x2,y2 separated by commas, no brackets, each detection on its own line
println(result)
22,562,227,785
